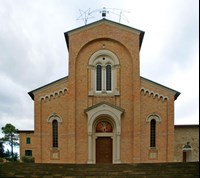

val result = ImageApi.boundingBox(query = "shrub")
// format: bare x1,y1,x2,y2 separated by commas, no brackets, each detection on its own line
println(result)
21,156,35,163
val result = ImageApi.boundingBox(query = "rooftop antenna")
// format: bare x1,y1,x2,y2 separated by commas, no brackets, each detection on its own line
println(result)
118,9,130,23
77,7,130,25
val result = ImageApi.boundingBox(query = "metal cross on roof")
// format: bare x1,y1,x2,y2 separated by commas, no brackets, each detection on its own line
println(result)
77,7,130,25
77,8,94,25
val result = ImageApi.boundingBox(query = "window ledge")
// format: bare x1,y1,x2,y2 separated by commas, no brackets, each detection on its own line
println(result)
149,147,158,150
50,147,60,151
88,90,120,96
148,148,158,160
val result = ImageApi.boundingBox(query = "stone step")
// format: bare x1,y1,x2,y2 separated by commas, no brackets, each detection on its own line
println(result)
0,162,199,178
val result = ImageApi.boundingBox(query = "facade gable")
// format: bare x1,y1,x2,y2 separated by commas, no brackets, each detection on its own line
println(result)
64,19,145,51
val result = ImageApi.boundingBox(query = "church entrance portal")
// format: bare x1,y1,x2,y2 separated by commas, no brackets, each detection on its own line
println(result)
85,102,124,164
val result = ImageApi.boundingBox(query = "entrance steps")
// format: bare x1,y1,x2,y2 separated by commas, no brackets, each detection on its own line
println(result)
0,162,199,178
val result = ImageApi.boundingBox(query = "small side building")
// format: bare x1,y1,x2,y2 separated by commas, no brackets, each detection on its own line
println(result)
18,130,35,160
174,125,199,162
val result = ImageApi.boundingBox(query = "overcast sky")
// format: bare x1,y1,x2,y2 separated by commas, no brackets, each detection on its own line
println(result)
0,0,199,134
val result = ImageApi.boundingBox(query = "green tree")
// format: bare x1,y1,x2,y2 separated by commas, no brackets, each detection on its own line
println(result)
1,123,19,160
0,139,5,157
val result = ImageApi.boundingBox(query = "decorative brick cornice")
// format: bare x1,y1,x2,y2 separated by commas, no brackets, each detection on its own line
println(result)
140,87,169,101
40,88,68,102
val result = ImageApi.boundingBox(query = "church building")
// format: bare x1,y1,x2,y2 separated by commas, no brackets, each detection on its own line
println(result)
18,19,184,164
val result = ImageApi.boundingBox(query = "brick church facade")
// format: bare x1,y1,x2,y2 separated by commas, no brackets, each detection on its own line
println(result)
18,19,198,164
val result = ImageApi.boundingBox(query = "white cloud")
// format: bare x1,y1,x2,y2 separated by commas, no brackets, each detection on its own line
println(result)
0,0,198,135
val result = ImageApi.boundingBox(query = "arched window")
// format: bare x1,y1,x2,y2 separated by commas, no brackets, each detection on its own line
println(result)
95,64,112,92
88,50,120,96
150,119,156,148
48,114,62,149
52,120,58,148
96,65,102,91
106,65,112,91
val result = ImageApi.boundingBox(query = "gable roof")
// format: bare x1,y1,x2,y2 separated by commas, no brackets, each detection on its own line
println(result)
64,19,145,50
28,76,68,100
141,76,181,100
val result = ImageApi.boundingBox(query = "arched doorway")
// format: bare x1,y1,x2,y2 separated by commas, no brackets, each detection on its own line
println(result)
85,102,124,164
182,142,192,162
95,121,113,163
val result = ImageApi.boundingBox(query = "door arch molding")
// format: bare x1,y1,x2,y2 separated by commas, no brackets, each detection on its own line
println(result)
85,102,124,164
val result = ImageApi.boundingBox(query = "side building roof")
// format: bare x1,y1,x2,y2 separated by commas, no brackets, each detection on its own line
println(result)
141,76,181,100
28,76,180,100
17,130,34,133
28,76,68,100
175,125,199,128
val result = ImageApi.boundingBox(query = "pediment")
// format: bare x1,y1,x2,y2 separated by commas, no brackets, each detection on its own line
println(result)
85,102,124,117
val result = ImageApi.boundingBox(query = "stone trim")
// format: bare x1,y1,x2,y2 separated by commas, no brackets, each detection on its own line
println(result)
85,101,125,114
85,102,124,164
141,87,169,101
40,88,68,102
88,49,120,66
88,50,120,96
48,113,63,123
146,113,161,123
148,148,158,160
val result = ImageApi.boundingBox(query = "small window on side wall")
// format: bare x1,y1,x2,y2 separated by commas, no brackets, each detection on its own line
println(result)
146,114,161,148
25,150,32,156
150,119,156,148
48,114,62,149
52,119,58,148
26,137,31,144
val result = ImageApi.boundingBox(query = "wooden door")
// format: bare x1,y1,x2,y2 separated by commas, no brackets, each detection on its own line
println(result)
96,137,112,163
183,151,187,162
